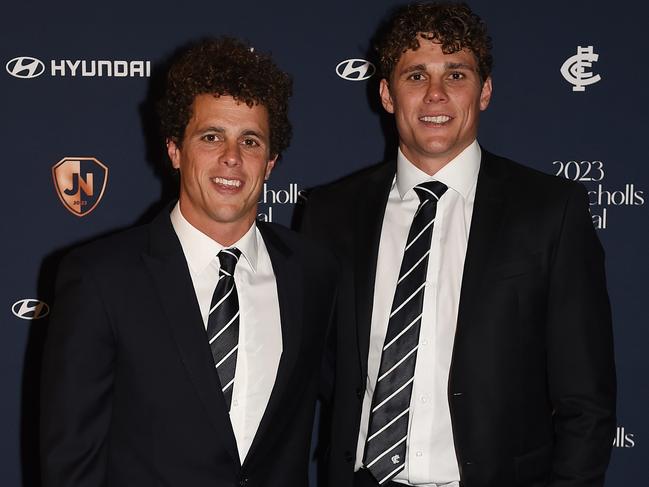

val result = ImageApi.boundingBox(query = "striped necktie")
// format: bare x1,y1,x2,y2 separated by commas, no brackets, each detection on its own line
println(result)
363,181,448,484
207,247,242,410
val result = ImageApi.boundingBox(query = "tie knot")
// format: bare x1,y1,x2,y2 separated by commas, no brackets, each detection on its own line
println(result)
218,248,241,276
413,180,448,205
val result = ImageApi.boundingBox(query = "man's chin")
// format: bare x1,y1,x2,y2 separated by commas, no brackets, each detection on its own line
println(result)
208,206,259,226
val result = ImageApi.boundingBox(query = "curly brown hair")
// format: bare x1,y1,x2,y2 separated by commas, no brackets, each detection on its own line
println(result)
158,37,292,157
376,2,493,82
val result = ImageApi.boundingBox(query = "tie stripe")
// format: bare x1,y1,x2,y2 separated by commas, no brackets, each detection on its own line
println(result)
404,217,436,251
220,248,241,260
221,378,235,392
372,377,415,413
367,407,410,442
383,314,422,351
397,251,430,285
209,285,235,314
388,282,426,319
377,346,419,383
214,344,238,369
209,311,240,344
207,247,242,410
380,465,406,485
363,181,448,484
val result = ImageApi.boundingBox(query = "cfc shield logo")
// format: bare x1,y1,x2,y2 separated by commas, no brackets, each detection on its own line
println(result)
6,56,45,78
12,299,50,320
561,46,601,92
52,157,108,217
336,59,375,81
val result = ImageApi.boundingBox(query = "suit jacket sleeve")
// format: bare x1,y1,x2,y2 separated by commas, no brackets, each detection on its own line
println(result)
40,251,115,487
546,184,616,486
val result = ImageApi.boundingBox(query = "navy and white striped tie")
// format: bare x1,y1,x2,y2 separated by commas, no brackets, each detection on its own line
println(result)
363,181,448,484
207,247,242,410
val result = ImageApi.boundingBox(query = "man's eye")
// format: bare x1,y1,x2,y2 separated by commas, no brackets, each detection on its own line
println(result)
449,72,465,80
202,134,219,142
242,138,259,147
408,73,425,81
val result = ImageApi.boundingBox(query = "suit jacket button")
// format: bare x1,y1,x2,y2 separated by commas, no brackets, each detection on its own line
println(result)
238,477,249,486
344,450,354,463
355,387,363,399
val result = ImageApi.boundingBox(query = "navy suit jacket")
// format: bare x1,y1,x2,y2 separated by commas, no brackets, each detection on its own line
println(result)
41,206,338,487
299,150,616,487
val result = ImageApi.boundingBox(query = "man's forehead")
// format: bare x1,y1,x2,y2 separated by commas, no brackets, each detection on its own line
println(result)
185,94,270,131
396,42,478,68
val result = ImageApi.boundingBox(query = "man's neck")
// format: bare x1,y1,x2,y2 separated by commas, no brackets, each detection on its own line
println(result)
400,143,473,176
179,206,255,247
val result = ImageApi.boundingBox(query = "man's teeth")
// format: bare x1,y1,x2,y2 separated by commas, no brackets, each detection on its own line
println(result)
420,115,451,123
213,177,241,187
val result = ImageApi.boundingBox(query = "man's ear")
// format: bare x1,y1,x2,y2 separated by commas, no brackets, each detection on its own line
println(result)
479,76,493,111
264,154,278,181
166,138,181,169
379,78,395,114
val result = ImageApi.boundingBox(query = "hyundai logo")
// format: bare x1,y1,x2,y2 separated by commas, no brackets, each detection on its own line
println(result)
6,56,45,78
12,299,50,320
336,58,375,81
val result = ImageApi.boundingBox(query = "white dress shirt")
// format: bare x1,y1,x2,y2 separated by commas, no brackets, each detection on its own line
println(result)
170,203,283,463
355,141,481,486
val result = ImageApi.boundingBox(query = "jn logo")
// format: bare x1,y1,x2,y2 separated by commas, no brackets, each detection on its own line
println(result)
52,157,108,217
336,59,375,81
561,46,601,92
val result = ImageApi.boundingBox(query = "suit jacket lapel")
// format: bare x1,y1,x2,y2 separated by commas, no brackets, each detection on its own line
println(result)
354,161,396,380
141,206,240,465
242,222,303,467
455,150,507,349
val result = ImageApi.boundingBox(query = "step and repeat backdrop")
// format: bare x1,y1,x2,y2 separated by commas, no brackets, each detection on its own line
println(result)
2,0,646,485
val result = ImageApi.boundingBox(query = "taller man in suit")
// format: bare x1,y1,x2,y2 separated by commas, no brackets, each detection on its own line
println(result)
41,37,337,487
299,3,616,487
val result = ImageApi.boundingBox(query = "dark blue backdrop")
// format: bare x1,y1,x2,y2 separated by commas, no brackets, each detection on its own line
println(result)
2,1,646,485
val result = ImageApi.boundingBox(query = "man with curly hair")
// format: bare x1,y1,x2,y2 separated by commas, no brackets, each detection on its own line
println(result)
41,37,337,487
299,3,615,487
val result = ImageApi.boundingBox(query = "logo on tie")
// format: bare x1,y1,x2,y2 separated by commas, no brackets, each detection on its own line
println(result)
391,455,400,465
560,46,601,92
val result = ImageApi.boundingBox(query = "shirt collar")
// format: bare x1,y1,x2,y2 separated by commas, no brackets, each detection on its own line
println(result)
170,202,259,274
395,140,481,200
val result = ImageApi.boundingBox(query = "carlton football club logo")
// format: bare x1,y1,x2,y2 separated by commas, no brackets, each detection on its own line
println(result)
336,58,376,81
52,157,108,217
560,46,601,92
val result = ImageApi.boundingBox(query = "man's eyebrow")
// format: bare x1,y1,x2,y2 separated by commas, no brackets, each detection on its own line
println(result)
241,129,263,138
198,126,225,133
400,63,427,74
198,126,264,139
399,62,476,74
445,62,475,70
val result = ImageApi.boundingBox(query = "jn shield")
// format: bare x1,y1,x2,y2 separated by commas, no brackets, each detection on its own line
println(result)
52,157,108,216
